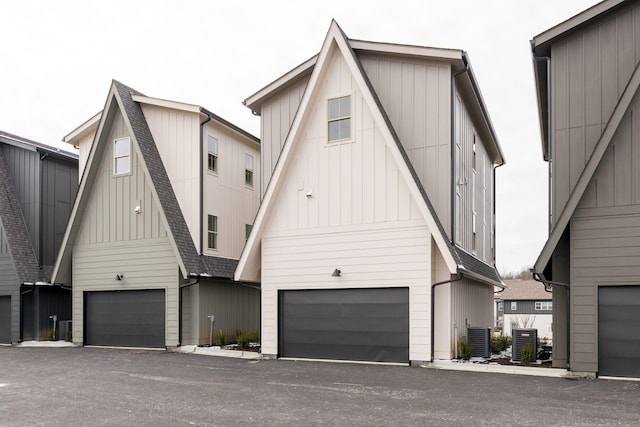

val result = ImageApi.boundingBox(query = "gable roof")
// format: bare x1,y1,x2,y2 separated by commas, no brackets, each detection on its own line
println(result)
235,20,503,287
532,9,640,275
497,279,551,301
52,80,240,283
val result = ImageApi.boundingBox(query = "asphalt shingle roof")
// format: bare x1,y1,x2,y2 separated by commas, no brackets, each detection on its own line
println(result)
498,279,551,301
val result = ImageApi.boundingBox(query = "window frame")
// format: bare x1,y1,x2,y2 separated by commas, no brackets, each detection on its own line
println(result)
327,95,352,143
207,136,218,174
244,153,254,187
113,137,131,176
535,301,552,311
510,301,517,311
207,214,218,250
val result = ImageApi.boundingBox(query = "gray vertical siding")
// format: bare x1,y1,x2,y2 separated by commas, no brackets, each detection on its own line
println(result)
551,2,640,224
41,156,78,266
1,145,40,258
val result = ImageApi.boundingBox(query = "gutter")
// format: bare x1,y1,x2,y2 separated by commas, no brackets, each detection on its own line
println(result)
531,270,570,370
450,56,470,245
431,272,464,362
199,110,213,256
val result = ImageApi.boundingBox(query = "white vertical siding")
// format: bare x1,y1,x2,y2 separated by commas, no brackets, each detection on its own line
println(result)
77,132,95,181
202,123,261,259
141,105,201,246
360,54,452,235
259,47,437,361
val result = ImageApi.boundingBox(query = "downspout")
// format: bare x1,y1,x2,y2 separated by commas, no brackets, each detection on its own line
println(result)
199,111,212,256
431,272,464,362
450,55,470,245
531,270,570,370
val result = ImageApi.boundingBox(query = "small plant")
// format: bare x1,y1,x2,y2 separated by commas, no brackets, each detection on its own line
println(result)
491,335,512,354
214,329,225,347
236,330,249,350
66,329,72,342
42,328,55,341
520,342,534,365
459,336,474,360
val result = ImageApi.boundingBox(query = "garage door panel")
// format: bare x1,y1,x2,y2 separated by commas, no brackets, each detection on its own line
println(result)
280,288,409,363
85,290,165,348
598,286,640,378
0,296,10,343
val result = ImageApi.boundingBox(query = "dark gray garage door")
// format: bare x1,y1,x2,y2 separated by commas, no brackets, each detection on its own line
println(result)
85,290,165,348
279,288,409,363
598,286,640,377
0,295,10,343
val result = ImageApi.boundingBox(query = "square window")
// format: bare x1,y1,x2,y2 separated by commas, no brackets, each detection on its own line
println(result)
207,215,217,250
207,136,218,173
245,154,254,187
328,96,351,142
114,137,130,175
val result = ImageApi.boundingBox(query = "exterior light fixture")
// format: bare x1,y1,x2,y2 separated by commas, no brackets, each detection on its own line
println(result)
331,268,341,277
115,274,124,281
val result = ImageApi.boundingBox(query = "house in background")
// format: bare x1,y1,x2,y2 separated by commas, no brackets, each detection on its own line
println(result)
52,80,260,348
495,279,552,341
236,21,505,364
0,131,78,344
531,0,640,377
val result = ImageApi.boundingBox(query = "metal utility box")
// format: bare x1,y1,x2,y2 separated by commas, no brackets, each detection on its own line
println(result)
512,328,537,362
467,327,491,358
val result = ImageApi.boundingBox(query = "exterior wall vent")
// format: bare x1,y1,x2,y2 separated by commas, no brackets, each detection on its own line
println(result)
512,328,537,362
467,327,491,358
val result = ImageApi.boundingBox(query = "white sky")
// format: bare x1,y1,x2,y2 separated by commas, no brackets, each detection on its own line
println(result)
0,0,599,274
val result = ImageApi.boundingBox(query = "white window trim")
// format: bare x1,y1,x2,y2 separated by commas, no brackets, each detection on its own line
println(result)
207,214,218,251
113,137,131,176
510,301,517,311
327,93,353,144
207,136,218,175
535,301,552,311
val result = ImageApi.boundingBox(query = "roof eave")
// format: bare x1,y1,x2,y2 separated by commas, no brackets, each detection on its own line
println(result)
63,111,102,146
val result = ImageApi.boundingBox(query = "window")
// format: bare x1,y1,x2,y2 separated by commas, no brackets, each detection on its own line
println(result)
114,137,131,175
207,215,217,250
497,302,504,312
245,154,253,187
328,95,351,141
207,136,218,173
535,301,552,311
245,224,252,241
510,301,517,311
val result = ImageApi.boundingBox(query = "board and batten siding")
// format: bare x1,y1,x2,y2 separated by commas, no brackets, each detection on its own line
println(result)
72,106,179,346
203,122,260,259
0,219,20,343
359,53,452,235
258,47,443,361
181,279,260,345
76,132,95,181
261,222,432,360
454,90,494,263
141,104,201,248
570,205,640,372
551,2,640,226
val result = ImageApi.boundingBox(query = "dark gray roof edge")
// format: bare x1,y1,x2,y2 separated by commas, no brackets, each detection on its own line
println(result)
455,246,503,286
0,130,78,160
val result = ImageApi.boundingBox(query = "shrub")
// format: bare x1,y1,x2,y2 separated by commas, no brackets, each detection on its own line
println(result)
491,335,513,354
214,329,225,347
247,329,260,343
236,331,249,350
459,336,474,360
66,329,72,342
520,342,534,364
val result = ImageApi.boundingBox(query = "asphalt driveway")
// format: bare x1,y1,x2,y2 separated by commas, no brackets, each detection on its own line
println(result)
1,346,639,426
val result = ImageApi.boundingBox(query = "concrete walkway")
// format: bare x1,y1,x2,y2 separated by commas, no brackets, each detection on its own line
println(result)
428,359,568,378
